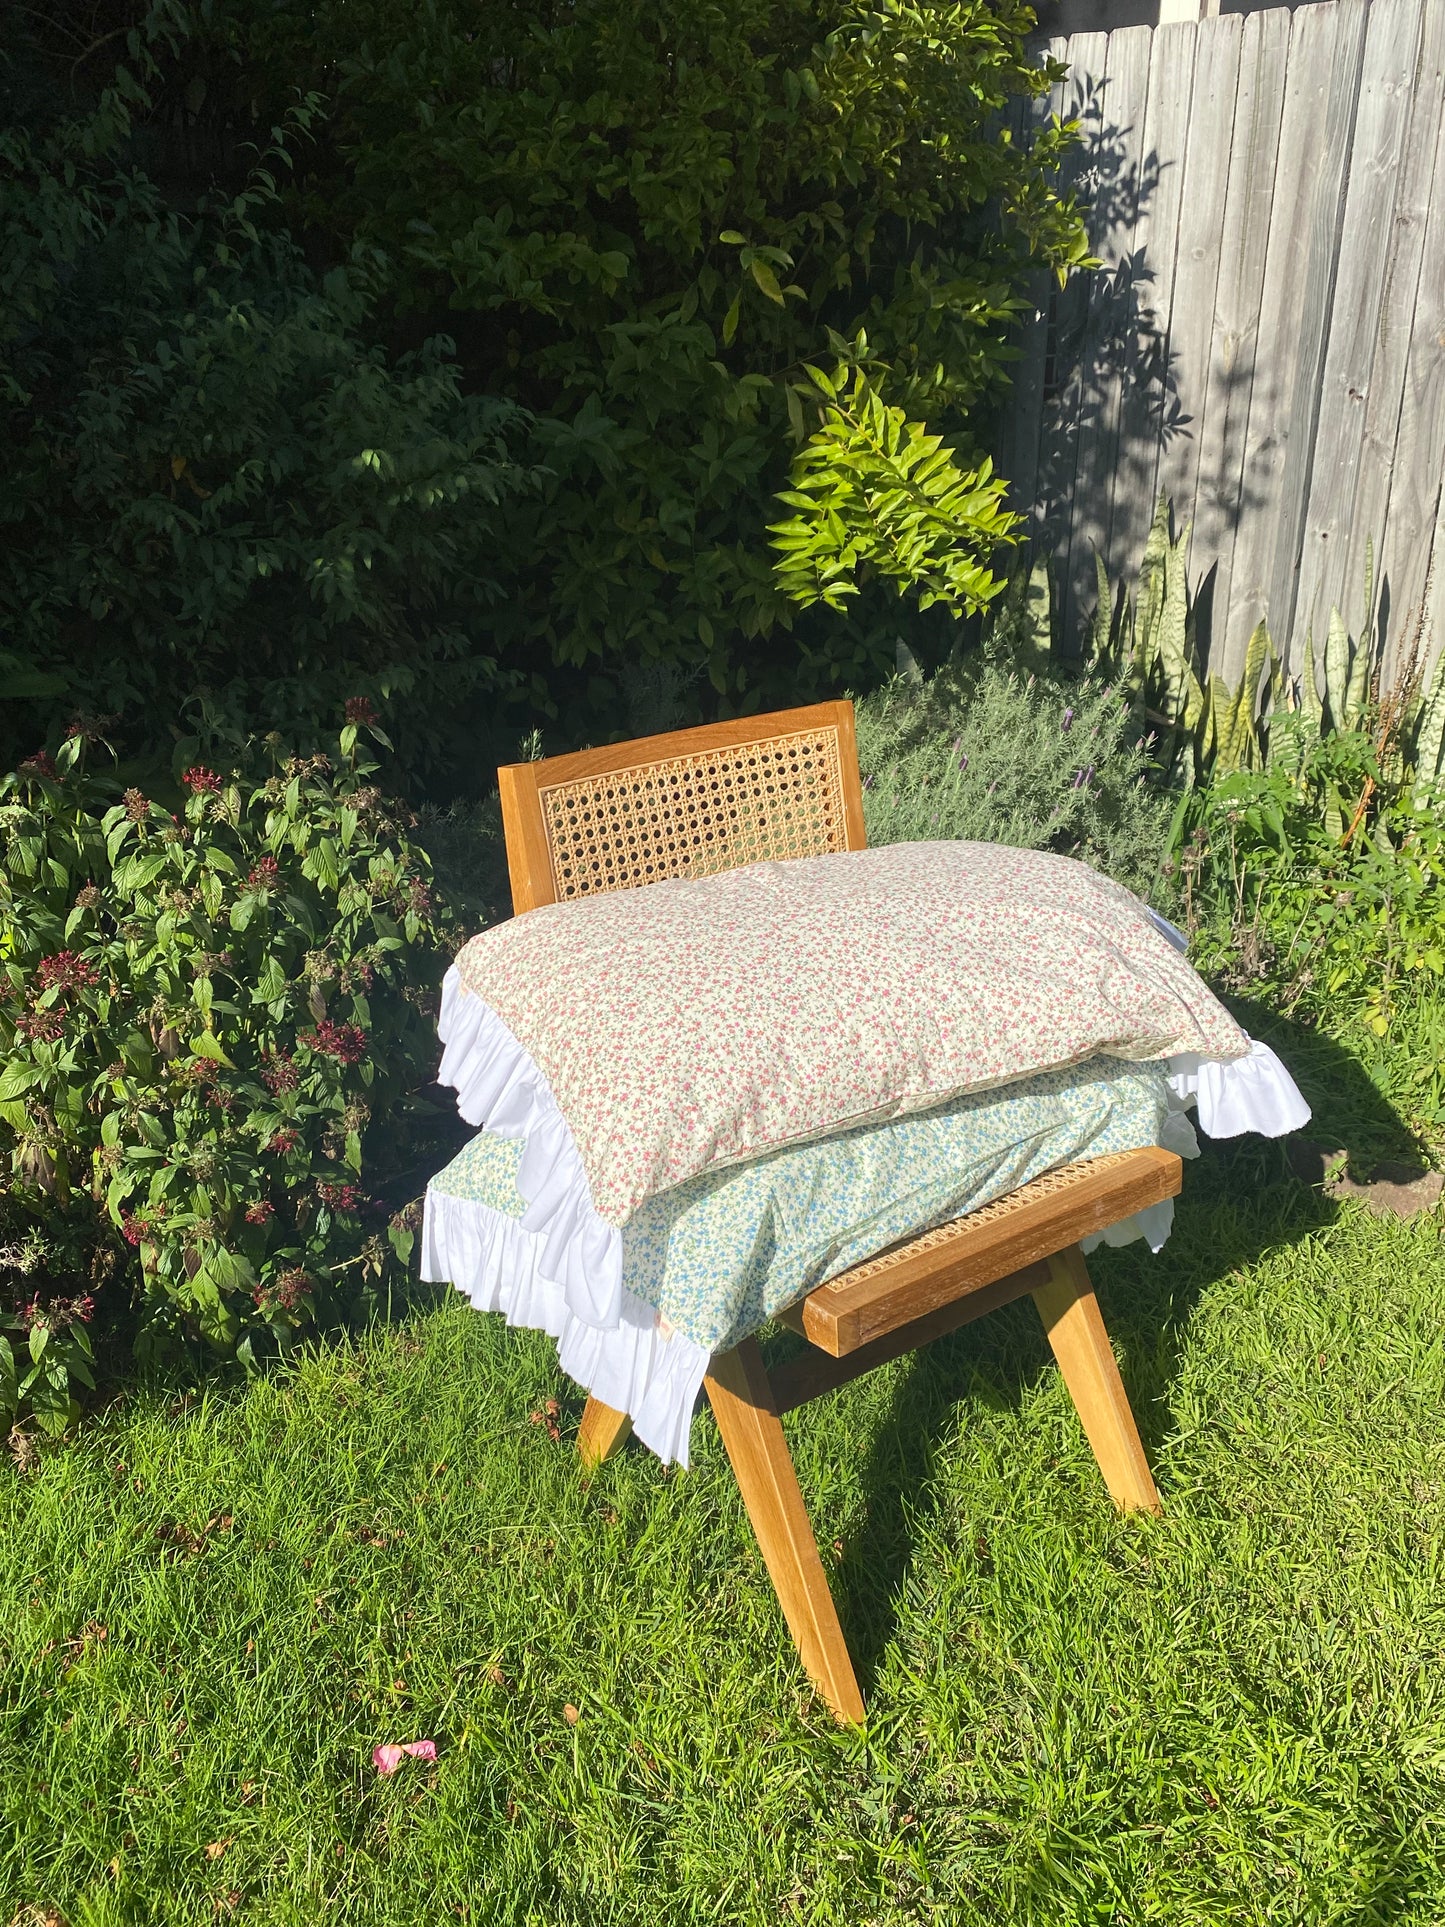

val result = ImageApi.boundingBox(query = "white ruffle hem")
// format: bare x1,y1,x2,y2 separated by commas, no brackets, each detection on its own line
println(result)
423,967,1310,1466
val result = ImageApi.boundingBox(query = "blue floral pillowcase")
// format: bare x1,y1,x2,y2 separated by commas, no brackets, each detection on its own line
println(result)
429,1055,1188,1354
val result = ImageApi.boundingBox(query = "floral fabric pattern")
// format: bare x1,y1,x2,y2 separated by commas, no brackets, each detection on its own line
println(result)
452,840,1247,1229
430,1055,1183,1351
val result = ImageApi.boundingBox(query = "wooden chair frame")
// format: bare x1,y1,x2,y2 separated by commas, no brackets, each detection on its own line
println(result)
498,701,1174,1724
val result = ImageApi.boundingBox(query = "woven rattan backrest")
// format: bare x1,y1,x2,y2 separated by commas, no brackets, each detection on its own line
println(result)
497,701,867,913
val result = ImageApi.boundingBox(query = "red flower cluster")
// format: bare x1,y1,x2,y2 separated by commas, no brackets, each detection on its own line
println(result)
317,1179,364,1212
182,766,222,795
308,1019,367,1065
18,750,57,781
123,787,150,822
244,1200,275,1225
36,950,99,995
13,1291,94,1331
247,855,279,893
344,696,378,727
183,1057,235,1110
267,1127,300,1155
120,1211,147,1247
407,879,433,916
253,1267,310,1313
260,1049,298,1093
14,1008,64,1043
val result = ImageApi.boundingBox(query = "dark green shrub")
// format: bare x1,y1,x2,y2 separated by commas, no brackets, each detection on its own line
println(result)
0,714,450,1432
0,23,538,774
210,0,1084,725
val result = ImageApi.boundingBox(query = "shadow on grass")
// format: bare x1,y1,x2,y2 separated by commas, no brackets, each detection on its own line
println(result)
1223,993,1424,1171
819,1019,1413,1690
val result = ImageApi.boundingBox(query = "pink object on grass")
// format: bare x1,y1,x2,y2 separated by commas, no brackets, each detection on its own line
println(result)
373,1740,438,1776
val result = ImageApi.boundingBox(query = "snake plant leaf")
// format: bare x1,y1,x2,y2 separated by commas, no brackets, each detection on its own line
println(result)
1021,555,1054,668
1139,493,1171,600
1299,623,1323,732
1182,657,1207,734
1088,551,1112,669
1323,605,1351,731
1204,673,1237,771
1137,495,1171,663
1153,528,1196,723
1240,618,1273,716
1414,645,1445,791
1343,609,1371,728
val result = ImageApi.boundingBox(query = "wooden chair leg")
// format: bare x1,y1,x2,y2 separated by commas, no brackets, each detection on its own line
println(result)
578,1395,632,1472
1030,1244,1162,1514
705,1338,866,1725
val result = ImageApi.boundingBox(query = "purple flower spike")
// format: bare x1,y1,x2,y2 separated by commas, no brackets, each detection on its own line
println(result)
1084,763,1096,785
862,773,875,790
1061,707,1075,732
1070,768,1085,789
957,752,968,773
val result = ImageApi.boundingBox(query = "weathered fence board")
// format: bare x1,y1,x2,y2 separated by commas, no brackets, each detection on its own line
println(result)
1358,1,1445,679
1058,22,1155,639
1228,1,1361,678
999,0,1445,685
1292,0,1424,661
1187,6,1290,653
1153,14,1242,549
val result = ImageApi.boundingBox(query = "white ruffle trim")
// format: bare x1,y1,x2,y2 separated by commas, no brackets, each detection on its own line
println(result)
421,1188,709,1466
1167,1038,1311,1138
436,967,623,1329
1080,1096,1200,1256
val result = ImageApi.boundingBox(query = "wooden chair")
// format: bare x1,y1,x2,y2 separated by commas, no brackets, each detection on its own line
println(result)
498,700,1179,1724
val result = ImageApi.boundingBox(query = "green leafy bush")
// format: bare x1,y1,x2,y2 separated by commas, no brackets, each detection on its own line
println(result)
769,360,1017,620
0,715,450,1433
1183,750,1445,1027
1181,742,1445,1156
0,24,538,773
856,650,1174,903
210,0,1085,722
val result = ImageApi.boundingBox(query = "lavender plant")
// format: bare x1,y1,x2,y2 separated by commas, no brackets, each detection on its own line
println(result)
855,655,1174,904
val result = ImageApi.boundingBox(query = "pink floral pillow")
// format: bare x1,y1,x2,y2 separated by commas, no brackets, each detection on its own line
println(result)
451,841,1247,1227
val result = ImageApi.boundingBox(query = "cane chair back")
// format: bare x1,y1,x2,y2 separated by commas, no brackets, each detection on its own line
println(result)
497,701,866,913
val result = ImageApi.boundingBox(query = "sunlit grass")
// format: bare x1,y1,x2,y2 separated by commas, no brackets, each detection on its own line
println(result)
2,1128,1442,1923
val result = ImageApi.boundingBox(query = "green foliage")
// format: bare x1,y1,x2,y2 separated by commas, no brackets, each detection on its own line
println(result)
0,27,538,773
1181,742,1445,1147
769,359,1017,618
855,645,1174,904
0,719,450,1432
211,0,1086,718
1084,500,1435,820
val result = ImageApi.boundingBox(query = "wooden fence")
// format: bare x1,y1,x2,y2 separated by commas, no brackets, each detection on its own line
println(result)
997,0,1445,687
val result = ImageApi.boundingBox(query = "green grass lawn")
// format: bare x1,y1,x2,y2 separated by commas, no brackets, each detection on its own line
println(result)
3,1132,1444,1924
